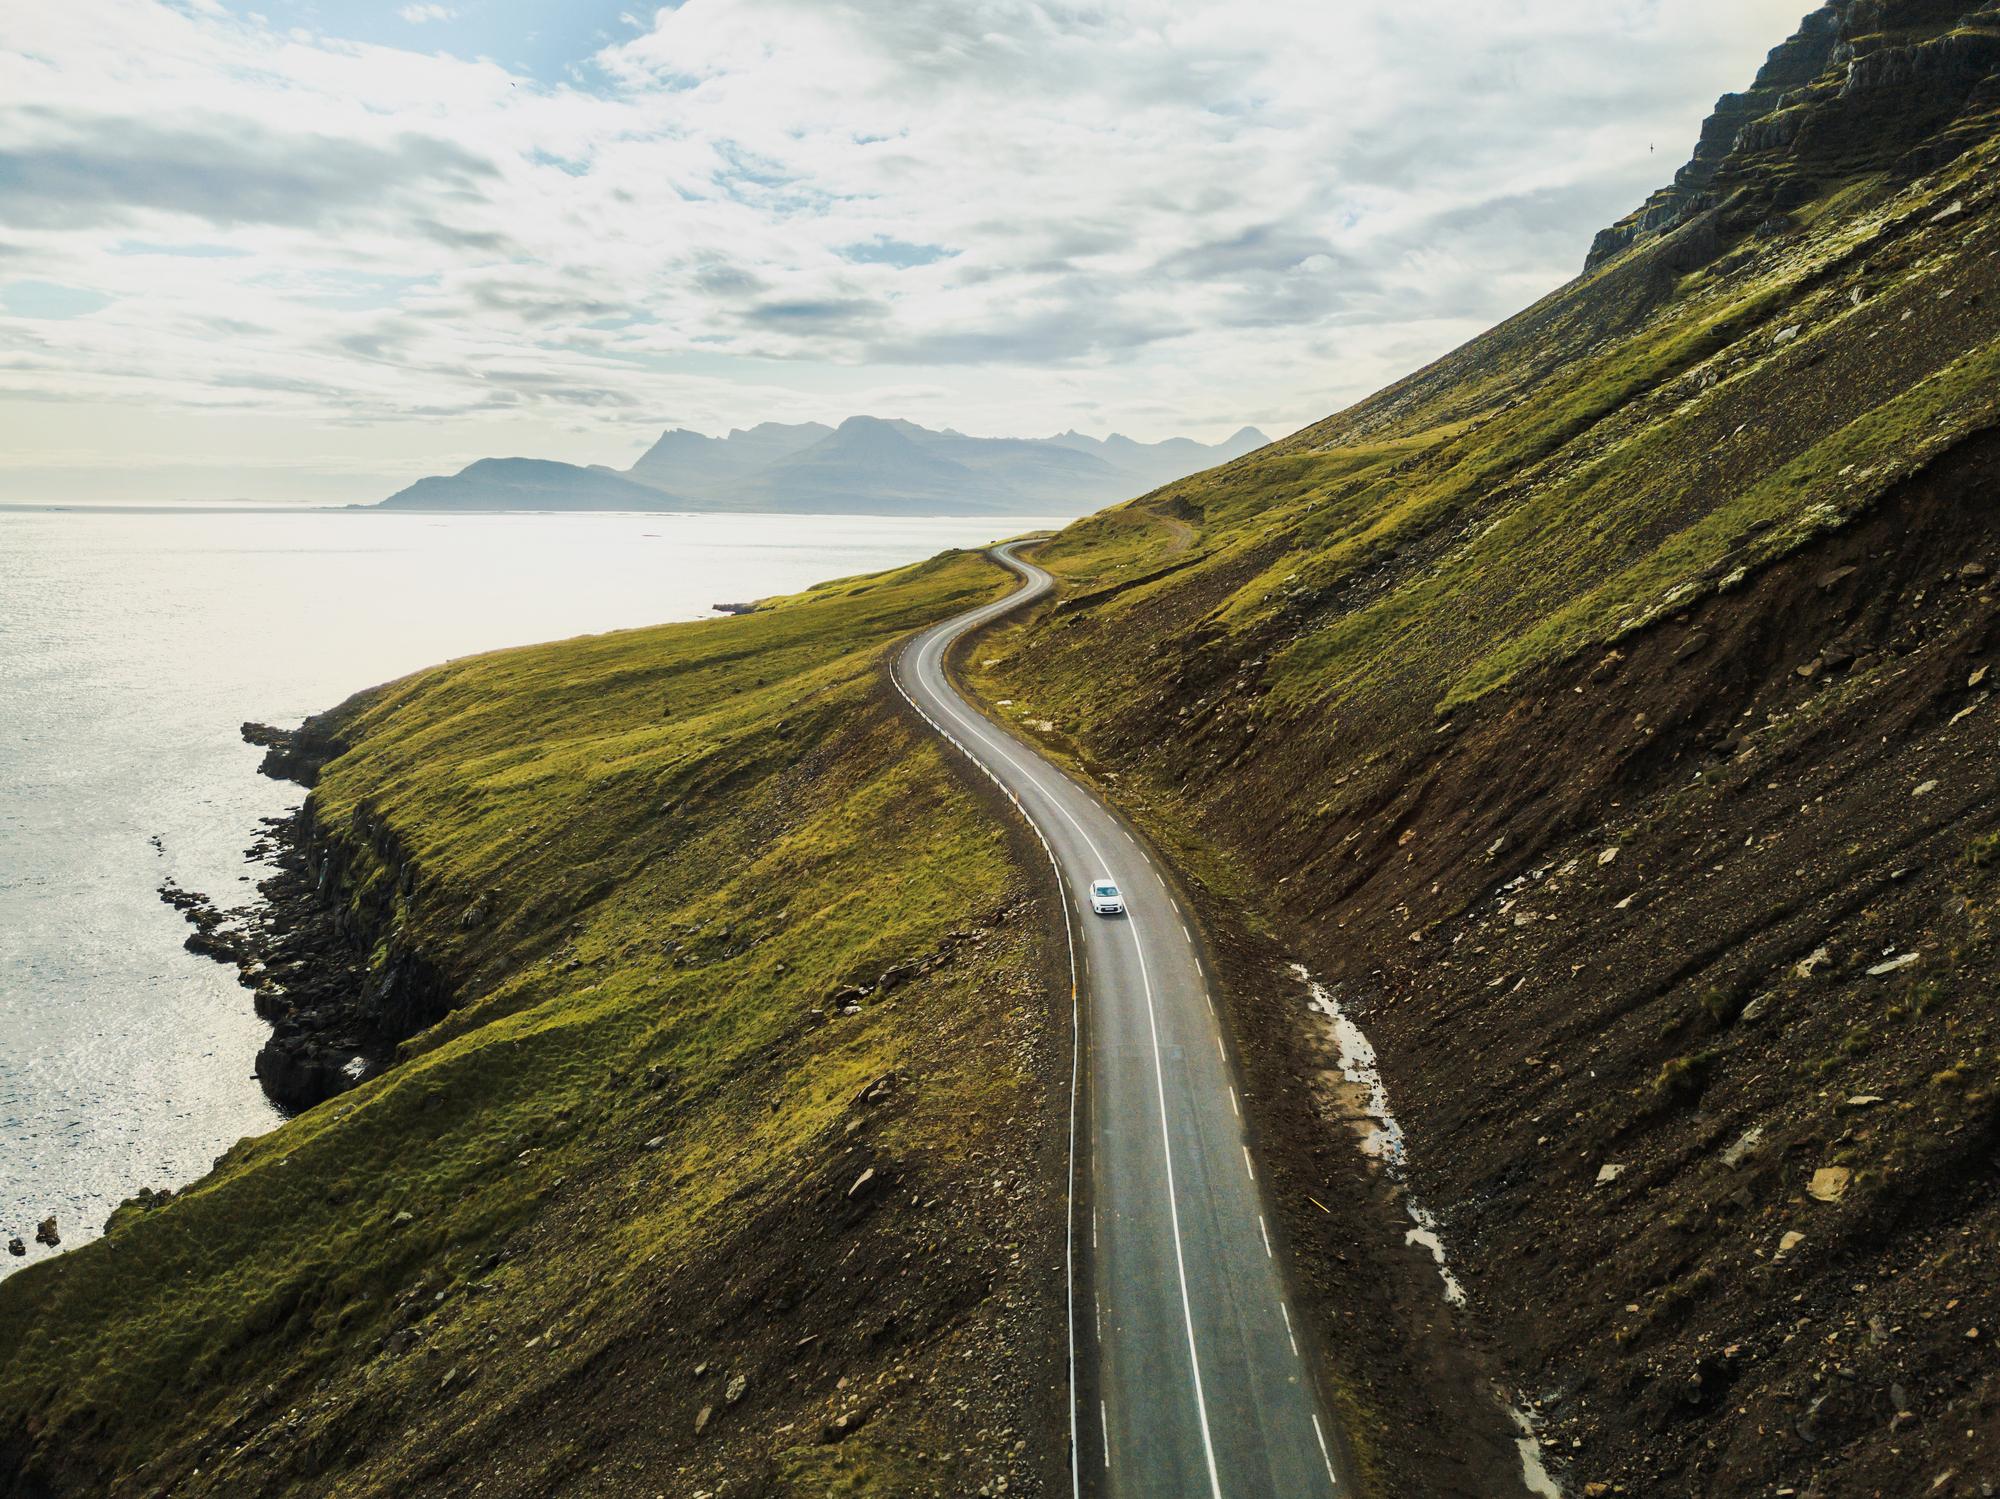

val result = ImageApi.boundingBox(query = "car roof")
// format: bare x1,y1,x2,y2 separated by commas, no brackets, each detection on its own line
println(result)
1092,879,1117,889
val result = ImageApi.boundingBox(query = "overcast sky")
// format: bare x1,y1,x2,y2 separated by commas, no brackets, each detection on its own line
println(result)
1,0,1809,503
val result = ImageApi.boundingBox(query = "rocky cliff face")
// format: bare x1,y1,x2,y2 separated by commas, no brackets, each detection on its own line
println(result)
1588,0,2000,269
166,717,460,1114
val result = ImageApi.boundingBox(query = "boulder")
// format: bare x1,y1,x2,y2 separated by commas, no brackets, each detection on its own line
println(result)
34,1217,59,1247
1808,1166,1852,1203
1721,1125,1766,1169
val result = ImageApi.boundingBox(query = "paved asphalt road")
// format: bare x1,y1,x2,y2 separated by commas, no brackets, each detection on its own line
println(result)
892,542,1350,1498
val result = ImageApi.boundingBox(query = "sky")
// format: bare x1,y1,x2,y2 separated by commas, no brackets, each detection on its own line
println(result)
0,0,1811,504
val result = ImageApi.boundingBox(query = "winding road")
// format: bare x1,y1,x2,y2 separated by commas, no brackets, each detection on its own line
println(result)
892,543,1351,1498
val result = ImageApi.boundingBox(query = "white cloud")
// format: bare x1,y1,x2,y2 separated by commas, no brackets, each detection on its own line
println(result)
0,0,1811,500
398,3,456,22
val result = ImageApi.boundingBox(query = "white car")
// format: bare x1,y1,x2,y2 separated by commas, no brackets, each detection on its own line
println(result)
1088,879,1124,915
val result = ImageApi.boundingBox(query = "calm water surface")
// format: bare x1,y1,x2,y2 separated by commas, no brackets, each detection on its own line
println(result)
0,507,1049,1276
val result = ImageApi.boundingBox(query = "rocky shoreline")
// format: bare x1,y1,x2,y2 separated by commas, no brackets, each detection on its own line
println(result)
158,719,457,1115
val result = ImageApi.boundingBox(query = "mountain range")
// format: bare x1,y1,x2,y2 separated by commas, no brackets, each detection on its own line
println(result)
373,417,1270,516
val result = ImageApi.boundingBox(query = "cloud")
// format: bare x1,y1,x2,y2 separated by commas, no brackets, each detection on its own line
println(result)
0,115,497,231
0,0,1814,489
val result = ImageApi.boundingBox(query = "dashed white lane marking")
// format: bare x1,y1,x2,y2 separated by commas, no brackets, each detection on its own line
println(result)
1242,1145,1256,1182
1312,1413,1340,1488
1228,1086,1240,1117
1280,1301,1300,1357
1102,1401,1111,1470
1259,1214,1273,1258
1180,921,1191,940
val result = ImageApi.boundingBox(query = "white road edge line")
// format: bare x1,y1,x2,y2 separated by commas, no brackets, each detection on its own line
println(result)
1313,1413,1339,1488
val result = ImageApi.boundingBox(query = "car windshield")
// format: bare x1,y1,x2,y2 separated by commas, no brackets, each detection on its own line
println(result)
1095,883,1118,896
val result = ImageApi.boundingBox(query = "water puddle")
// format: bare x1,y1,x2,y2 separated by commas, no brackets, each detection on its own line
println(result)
1403,1206,1467,1308
1298,963,1405,1168
1510,1406,1564,1499
1289,961,1563,1497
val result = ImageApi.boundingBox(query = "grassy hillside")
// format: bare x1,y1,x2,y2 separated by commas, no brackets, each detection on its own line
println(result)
969,5,2000,1494
0,550,1069,1498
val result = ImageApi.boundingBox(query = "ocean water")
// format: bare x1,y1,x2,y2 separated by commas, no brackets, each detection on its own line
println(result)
0,506,1051,1276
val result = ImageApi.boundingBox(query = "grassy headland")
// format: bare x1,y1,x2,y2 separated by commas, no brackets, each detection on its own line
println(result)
0,550,1069,1497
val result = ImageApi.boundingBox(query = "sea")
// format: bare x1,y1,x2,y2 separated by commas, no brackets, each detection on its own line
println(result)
0,505,1054,1277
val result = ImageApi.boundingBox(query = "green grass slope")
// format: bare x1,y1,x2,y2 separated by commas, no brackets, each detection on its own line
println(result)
0,551,1068,1498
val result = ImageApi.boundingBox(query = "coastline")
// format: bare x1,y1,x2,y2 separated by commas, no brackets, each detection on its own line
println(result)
159,717,457,1116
